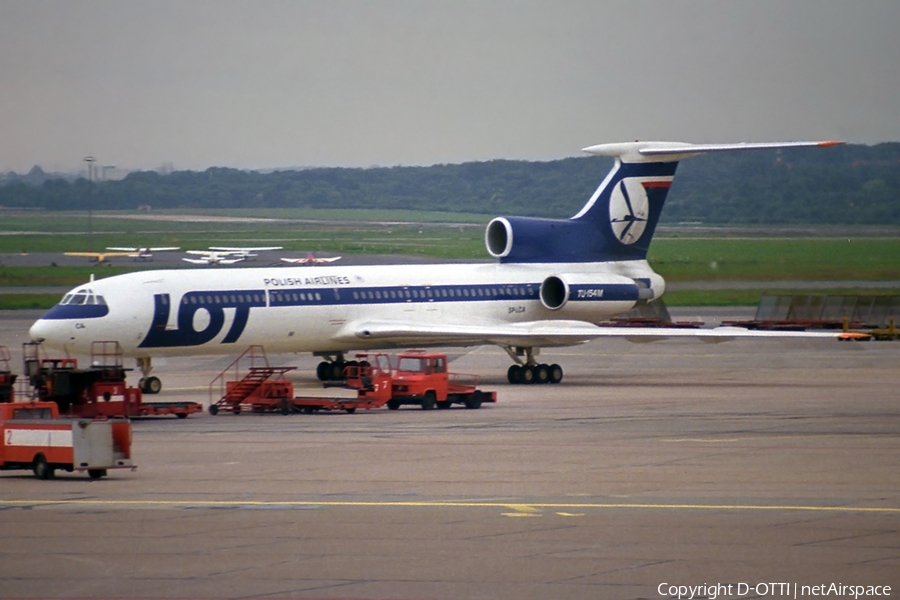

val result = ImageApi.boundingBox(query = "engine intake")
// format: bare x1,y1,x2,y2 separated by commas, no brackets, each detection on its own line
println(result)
485,216,602,263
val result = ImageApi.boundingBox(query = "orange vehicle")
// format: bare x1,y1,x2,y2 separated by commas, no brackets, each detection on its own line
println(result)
384,350,496,410
0,401,134,479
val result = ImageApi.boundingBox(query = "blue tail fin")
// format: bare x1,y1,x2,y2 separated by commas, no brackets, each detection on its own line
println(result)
485,141,842,264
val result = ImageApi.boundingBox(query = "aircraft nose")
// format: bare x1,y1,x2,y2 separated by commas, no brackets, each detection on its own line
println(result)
29,318,52,343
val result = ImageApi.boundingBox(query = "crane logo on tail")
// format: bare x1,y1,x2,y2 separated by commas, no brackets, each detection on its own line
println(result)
609,179,649,245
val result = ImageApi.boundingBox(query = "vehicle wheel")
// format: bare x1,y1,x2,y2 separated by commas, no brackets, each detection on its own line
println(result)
549,364,564,384
176,412,188,419
507,365,522,384
421,391,436,410
88,469,107,479
32,454,54,480
521,365,536,384
208,405,219,416
232,405,241,415
387,399,400,410
280,398,291,415
345,408,356,414
535,364,550,384
302,406,314,414
145,376,162,394
437,400,452,409
316,361,330,381
464,392,483,409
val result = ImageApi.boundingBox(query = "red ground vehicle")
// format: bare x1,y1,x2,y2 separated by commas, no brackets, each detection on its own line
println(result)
23,342,203,419
0,346,16,403
383,350,496,410
0,400,134,479
208,348,496,414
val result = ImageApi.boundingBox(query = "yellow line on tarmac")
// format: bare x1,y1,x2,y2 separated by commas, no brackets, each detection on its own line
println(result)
0,499,898,513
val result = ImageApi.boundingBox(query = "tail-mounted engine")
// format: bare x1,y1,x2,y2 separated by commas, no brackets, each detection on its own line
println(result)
538,273,657,321
485,217,608,264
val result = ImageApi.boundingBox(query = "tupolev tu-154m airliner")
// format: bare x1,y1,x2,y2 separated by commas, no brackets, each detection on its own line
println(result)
29,140,845,394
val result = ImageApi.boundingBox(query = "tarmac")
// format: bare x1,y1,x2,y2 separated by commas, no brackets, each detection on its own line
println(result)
0,310,898,599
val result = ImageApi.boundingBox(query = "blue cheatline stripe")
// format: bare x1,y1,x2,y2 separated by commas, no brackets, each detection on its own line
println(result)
267,282,639,308
39,304,110,320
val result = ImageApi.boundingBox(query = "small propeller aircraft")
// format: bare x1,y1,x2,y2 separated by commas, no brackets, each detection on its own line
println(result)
280,254,342,264
182,250,248,265
106,246,181,261
208,246,283,261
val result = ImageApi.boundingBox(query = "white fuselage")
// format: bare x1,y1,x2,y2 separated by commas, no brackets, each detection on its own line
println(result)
30,259,664,359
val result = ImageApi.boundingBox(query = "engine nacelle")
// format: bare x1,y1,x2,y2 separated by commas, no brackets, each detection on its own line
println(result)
539,273,653,321
485,216,606,263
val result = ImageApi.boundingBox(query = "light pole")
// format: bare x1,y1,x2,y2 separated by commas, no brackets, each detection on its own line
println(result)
83,156,95,251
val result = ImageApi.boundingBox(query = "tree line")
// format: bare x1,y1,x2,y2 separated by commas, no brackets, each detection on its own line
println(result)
1,143,898,224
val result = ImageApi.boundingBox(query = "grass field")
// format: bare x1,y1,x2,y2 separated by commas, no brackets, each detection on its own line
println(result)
3,209,899,309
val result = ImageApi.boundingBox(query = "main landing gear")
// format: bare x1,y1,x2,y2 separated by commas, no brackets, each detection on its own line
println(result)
136,356,162,394
314,352,364,382
504,346,563,385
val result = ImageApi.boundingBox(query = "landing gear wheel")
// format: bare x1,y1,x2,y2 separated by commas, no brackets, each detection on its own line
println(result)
521,365,536,384
329,361,345,381
32,454,53,480
507,365,522,384
316,361,330,381
421,391,436,411
549,364,563,384
88,469,107,479
143,376,162,394
208,405,219,416
535,364,550,384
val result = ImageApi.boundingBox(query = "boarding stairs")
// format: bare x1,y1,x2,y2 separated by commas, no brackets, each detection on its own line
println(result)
209,346,294,414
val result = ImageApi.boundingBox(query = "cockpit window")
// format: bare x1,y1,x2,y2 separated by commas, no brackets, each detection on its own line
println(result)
59,288,105,306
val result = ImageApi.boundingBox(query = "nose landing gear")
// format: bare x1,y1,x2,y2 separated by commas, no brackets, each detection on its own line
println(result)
136,356,162,394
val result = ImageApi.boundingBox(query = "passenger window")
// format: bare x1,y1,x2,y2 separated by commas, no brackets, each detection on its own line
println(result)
315,293,321,301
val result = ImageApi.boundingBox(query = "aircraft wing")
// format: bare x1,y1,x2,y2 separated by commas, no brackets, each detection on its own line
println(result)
149,246,180,251
64,251,132,260
337,319,846,348
182,258,211,264
210,246,283,252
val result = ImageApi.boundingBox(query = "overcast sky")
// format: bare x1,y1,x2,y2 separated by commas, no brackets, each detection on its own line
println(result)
1,0,899,173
